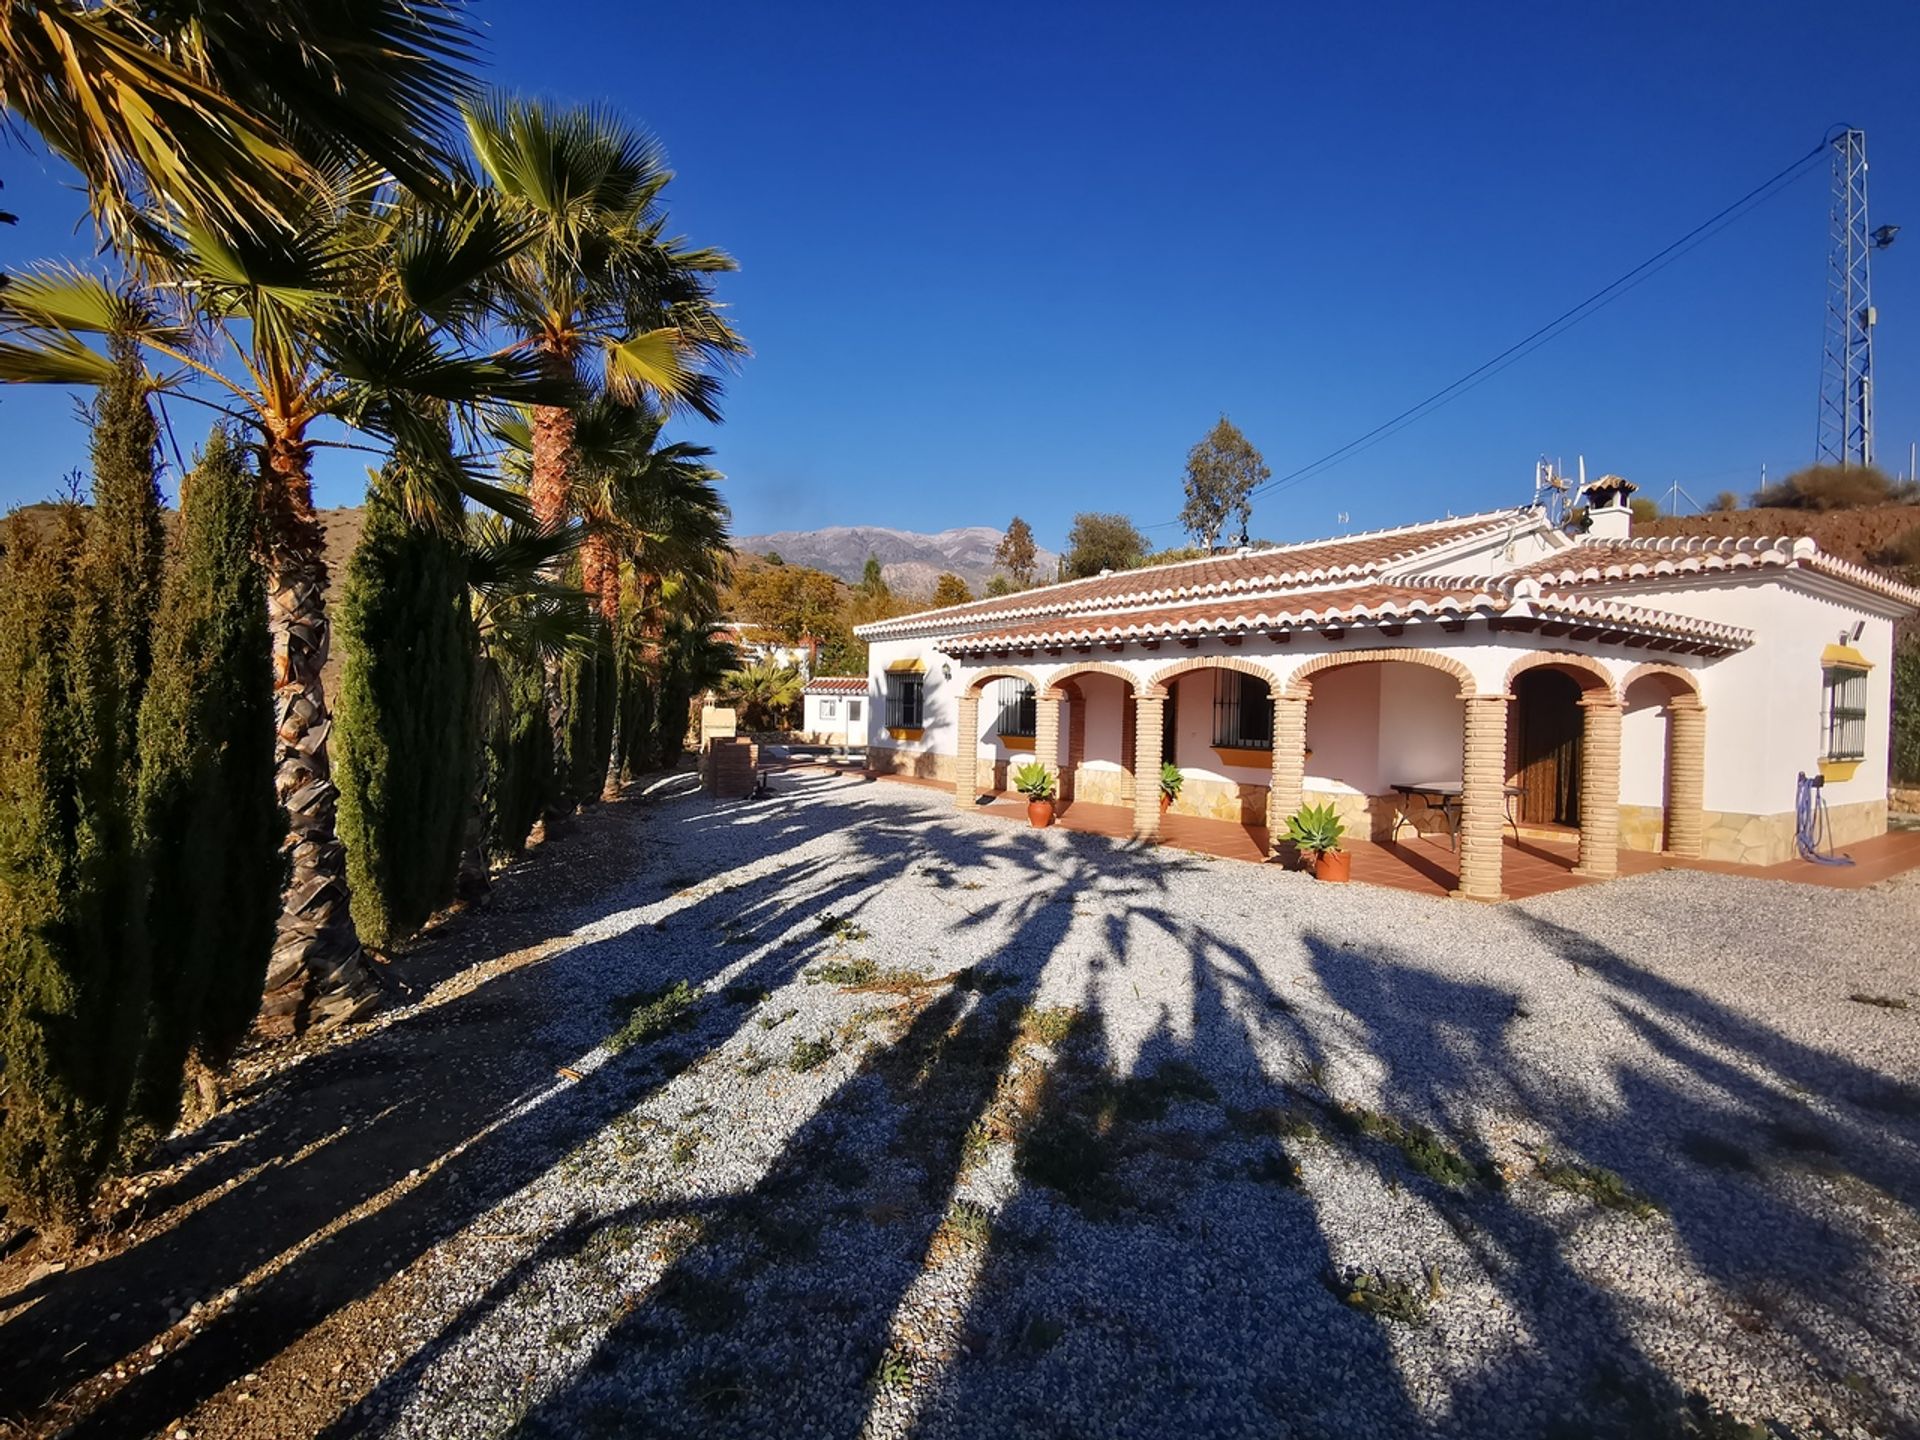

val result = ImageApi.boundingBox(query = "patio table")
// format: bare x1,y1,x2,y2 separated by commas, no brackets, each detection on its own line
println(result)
1390,781,1525,850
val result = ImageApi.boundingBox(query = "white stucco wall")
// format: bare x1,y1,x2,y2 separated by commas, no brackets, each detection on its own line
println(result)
1557,574,1897,816
1077,672,1128,771
863,568,1901,827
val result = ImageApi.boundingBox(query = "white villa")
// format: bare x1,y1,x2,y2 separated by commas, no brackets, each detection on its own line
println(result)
849,485,1919,900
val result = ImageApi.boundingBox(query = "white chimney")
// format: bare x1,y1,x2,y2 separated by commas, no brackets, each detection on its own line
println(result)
1580,473,1637,542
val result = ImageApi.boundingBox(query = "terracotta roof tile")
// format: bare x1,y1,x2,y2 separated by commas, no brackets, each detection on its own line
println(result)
854,509,1536,641
1483,534,1920,610
941,578,1748,653
802,676,868,695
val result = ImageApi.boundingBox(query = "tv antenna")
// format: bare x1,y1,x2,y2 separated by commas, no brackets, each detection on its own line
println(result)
1532,456,1571,526
1817,128,1898,467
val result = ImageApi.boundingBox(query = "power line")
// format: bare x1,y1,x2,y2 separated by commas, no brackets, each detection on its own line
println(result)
1140,132,1835,537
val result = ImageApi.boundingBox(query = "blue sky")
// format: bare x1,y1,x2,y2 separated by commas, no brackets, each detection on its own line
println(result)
4,0,1920,552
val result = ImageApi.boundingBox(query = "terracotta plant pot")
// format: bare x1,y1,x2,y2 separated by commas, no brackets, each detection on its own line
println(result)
1313,849,1352,882
1160,794,1172,814
1027,799,1055,829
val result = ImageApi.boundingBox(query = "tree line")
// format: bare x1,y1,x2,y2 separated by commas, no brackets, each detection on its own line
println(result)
0,1,742,1238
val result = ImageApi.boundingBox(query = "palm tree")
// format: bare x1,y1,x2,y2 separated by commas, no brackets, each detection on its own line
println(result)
717,661,803,734
1,0,478,246
0,176,551,1030
462,95,746,543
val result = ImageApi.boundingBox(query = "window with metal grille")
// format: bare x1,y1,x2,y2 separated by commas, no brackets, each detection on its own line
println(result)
1212,670,1273,749
996,679,1036,737
1823,666,1867,762
886,673,924,730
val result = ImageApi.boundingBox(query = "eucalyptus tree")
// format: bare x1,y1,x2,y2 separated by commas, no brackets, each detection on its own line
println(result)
0,178,550,1031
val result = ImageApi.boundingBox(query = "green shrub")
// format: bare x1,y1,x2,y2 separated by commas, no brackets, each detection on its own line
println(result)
1159,762,1183,800
1895,634,1920,787
334,475,475,948
1752,463,1904,511
132,429,285,1133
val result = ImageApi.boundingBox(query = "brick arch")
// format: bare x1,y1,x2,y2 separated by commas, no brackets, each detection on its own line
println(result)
1620,662,1703,703
1281,646,1480,700
1143,654,1286,700
1504,651,1618,701
1040,660,1143,700
963,665,1043,699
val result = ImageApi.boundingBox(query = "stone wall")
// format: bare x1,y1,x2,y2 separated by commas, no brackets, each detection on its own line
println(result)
1697,798,1885,865
867,746,955,784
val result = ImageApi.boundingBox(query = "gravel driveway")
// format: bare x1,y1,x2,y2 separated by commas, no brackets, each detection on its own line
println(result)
11,769,1919,1440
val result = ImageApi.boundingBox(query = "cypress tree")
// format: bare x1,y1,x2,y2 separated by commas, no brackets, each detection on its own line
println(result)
333,474,474,949
0,511,136,1231
0,337,164,1229
553,623,612,806
131,429,283,1131
484,647,551,858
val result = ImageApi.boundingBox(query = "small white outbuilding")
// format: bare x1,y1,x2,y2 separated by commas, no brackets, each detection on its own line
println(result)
800,676,868,747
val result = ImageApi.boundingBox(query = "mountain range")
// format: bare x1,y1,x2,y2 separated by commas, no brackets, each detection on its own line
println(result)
731,524,1059,596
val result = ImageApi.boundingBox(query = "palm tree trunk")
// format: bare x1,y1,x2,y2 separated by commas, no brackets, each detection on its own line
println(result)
255,419,381,1035
530,382,581,817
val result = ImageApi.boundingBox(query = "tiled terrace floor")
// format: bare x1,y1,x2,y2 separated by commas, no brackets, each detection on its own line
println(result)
865,772,1920,900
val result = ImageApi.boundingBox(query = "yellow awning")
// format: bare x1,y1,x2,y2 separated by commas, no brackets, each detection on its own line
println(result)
885,659,927,674
1820,642,1872,670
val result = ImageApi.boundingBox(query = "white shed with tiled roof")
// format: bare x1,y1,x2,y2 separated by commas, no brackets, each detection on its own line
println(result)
850,504,1920,894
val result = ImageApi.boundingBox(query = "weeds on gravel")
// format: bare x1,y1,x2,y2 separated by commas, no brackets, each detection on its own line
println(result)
670,1129,703,1166
1017,1005,1081,1047
1332,1269,1431,1326
1238,1149,1301,1186
722,983,771,1005
934,1199,994,1250
1848,991,1910,1010
1534,1150,1660,1216
735,1047,773,1078
606,980,700,1052
757,1006,798,1030
806,956,878,986
1018,1113,1125,1216
1331,1102,1483,1189
1229,1104,1320,1143
869,1346,914,1392
790,1036,835,1072
815,913,869,943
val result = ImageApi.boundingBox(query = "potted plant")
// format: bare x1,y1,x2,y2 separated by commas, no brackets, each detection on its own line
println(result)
1159,762,1184,814
1286,801,1350,882
1012,760,1057,828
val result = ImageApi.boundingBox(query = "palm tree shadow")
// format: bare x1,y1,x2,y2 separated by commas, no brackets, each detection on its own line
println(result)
0,775,1031,1436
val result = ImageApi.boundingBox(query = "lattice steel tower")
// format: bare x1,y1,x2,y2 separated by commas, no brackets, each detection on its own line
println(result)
1817,129,1878,467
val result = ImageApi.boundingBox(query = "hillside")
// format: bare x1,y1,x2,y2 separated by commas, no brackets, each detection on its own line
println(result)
1638,502,1920,566
732,524,1058,596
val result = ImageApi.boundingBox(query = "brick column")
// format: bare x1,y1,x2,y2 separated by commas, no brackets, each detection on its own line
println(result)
1035,692,1063,789
1665,698,1707,858
1455,694,1509,901
1062,683,1085,803
953,692,979,809
1267,693,1308,859
1132,693,1165,840
1574,695,1621,879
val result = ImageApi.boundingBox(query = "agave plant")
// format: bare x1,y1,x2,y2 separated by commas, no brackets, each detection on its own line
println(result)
1012,761,1057,802
1285,802,1347,858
